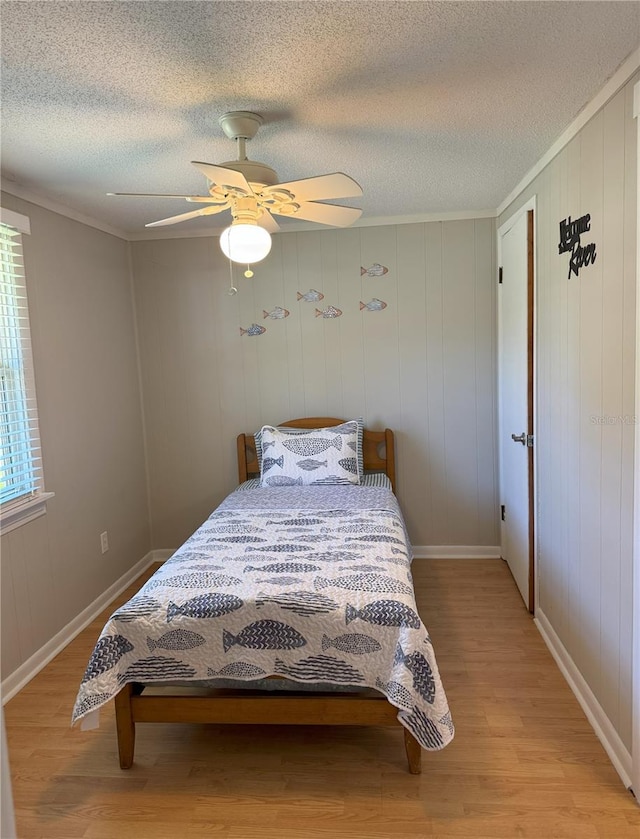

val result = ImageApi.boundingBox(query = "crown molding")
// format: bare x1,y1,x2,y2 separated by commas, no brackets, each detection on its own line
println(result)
497,46,640,217
0,181,129,240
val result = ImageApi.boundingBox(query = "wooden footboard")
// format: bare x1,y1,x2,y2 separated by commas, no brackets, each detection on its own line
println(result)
114,684,422,774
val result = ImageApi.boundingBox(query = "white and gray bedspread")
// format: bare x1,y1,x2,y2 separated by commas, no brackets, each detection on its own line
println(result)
72,485,454,751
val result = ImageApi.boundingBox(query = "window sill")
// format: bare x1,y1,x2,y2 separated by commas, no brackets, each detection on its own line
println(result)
0,492,55,536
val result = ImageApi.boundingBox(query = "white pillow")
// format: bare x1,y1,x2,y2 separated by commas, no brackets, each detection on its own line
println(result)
259,422,361,487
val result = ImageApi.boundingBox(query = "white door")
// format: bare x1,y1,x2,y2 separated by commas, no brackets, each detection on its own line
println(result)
498,205,534,611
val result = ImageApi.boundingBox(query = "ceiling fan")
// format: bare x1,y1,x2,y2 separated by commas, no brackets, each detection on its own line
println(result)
108,111,363,266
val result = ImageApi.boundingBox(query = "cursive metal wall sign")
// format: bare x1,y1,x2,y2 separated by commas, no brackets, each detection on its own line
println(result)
558,213,597,279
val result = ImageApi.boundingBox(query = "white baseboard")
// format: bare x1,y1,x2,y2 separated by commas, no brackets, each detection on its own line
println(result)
535,609,632,790
412,545,502,559
1,550,163,704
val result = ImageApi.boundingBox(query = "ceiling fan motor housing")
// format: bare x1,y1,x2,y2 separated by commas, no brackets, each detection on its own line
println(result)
218,159,279,188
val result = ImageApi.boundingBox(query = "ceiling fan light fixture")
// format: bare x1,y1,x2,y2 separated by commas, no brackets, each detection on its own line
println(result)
219,222,272,265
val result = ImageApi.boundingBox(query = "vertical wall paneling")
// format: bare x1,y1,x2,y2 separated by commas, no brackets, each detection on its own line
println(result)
131,218,498,551
498,70,639,754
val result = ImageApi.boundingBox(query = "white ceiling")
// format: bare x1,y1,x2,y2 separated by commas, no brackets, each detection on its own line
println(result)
1,1,638,237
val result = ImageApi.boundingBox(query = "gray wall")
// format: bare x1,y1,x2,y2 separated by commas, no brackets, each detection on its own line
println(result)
498,72,639,750
131,218,498,551
0,193,150,681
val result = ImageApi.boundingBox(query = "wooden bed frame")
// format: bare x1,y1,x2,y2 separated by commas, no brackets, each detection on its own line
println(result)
114,418,421,773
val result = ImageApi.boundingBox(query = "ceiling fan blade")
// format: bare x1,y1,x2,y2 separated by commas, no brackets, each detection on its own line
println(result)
192,161,251,194
257,211,281,233
145,205,227,228
108,193,215,201
268,173,362,203
272,202,362,227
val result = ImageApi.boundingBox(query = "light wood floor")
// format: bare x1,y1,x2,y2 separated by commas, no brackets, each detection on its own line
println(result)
5,559,639,838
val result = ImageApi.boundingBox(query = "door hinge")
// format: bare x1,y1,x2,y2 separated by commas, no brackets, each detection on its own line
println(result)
498,266,503,284
526,434,534,448
500,504,506,521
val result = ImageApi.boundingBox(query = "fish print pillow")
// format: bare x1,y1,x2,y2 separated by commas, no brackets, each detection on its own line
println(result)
255,418,364,479
259,422,361,487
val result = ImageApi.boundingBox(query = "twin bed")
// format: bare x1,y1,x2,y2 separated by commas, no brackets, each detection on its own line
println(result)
73,418,453,774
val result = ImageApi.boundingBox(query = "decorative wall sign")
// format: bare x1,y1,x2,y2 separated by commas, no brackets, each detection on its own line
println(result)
558,213,597,279
361,263,389,277
239,323,266,336
360,298,387,311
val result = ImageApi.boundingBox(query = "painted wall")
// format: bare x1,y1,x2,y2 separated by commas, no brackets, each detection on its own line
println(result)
498,72,639,751
131,218,498,551
0,193,150,681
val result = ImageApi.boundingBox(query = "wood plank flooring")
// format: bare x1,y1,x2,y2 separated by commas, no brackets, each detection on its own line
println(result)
5,559,639,838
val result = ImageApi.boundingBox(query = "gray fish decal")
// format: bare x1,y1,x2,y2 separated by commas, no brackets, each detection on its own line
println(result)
166,592,244,623
275,655,364,683
296,459,328,471
262,455,284,472
208,535,267,543
361,263,389,277
147,572,241,590
147,629,206,652
267,517,326,526
245,544,312,553
296,534,331,542
208,662,267,678
335,524,394,534
395,644,436,703
375,677,414,710
321,633,382,655
360,298,387,311
264,476,304,487
206,524,263,534
240,323,266,337
338,457,358,474
339,564,387,573
345,599,421,629
297,289,324,302
112,596,161,622
304,550,364,563
378,554,411,567
118,656,197,683
345,534,405,545
244,562,320,573
401,706,445,750
315,573,412,596
282,437,342,456
223,620,307,653
256,576,303,585
263,306,290,320
73,692,113,721
256,590,339,616
81,635,134,683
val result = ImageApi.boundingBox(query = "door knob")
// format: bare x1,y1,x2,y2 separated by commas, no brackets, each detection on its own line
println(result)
511,432,526,445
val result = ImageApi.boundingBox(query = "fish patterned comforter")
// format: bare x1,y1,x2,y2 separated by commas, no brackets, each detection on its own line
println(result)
72,485,454,751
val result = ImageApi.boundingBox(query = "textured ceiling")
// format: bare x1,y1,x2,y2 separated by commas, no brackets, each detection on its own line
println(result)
1,1,639,237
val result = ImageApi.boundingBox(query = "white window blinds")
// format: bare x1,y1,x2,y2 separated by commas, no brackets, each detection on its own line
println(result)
0,221,43,509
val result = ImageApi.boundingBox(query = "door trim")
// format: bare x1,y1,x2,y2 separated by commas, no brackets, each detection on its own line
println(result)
497,196,537,613
631,78,639,799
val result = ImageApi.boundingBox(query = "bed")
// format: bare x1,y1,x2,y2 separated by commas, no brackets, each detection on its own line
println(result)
72,418,454,774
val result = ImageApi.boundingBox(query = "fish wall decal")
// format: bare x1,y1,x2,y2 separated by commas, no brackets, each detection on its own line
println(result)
361,264,389,277
360,298,387,311
239,323,266,336
297,289,324,302
315,305,342,319
263,306,290,319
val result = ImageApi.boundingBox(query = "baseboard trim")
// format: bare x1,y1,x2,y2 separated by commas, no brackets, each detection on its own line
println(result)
412,545,502,559
1,550,161,704
535,609,632,790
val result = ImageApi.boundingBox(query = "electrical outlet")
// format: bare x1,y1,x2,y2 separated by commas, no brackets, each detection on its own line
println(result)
100,531,109,554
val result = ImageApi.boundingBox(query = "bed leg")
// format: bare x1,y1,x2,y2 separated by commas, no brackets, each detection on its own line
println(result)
114,683,135,769
404,729,422,774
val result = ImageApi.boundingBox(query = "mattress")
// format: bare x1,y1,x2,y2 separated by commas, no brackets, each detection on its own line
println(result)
72,484,454,751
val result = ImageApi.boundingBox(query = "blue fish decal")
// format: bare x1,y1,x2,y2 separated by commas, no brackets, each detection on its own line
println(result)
223,620,307,653
245,544,312,553
147,629,205,652
315,573,412,595
81,635,134,683
244,562,321,574
147,573,241,590
208,662,267,678
118,656,197,683
395,644,436,703
240,323,266,337
375,677,414,710
256,590,339,616
400,706,445,750
338,457,358,474
275,655,364,683
321,633,381,655
345,599,421,629
282,437,342,456
166,592,244,623
262,455,284,472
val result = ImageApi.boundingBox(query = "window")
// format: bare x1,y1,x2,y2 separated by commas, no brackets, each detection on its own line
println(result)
0,209,52,534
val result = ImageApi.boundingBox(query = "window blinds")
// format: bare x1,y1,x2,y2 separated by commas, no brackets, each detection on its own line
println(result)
0,222,43,507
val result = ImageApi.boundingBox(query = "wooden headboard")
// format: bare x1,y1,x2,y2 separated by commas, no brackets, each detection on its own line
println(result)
237,417,396,493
